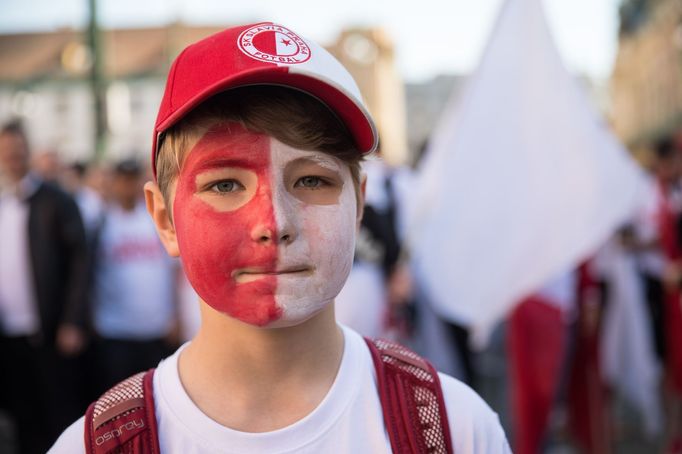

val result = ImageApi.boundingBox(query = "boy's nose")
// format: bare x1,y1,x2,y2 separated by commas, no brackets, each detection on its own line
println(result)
250,224,296,245
267,185,300,246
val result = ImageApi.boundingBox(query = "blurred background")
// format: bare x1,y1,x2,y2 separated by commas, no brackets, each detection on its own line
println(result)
0,0,623,166
1,0,682,453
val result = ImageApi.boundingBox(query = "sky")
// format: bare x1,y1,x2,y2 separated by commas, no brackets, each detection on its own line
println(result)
0,0,622,82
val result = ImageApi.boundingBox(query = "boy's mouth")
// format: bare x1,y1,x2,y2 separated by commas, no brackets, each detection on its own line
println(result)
232,266,313,284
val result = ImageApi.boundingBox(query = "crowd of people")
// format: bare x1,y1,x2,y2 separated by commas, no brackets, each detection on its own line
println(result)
0,120,188,453
4,116,682,453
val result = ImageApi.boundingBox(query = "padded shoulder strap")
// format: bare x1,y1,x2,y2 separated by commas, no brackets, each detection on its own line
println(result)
84,369,160,454
365,337,454,454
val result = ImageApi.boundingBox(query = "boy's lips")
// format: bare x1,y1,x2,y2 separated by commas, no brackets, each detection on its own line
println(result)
232,266,314,284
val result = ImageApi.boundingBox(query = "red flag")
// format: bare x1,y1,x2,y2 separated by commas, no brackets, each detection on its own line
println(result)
508,295,566,454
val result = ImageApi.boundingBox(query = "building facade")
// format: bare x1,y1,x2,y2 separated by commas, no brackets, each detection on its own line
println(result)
611,0,682,147
327,27,408,164
0,25,225,162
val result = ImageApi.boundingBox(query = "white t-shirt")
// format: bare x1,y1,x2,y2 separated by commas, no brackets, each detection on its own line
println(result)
50,326,510,453
94,202,176,339
72,186,104,235
0,174,40,336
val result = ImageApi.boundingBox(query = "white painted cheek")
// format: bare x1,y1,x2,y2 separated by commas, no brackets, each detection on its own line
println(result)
268,141,314,322
267,140,357,325
275,178,357,324
306,180,357,296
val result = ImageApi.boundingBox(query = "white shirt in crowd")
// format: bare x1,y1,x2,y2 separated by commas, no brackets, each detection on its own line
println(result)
0,174,40,336
75,186,105,236
336,157,394,338
50,326,510,453
93,201,176,340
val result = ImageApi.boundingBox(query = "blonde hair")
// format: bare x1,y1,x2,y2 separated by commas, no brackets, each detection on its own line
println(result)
156,86,364,215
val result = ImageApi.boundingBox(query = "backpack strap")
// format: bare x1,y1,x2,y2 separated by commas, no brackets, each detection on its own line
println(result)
84,369,160,454
365,337,454,454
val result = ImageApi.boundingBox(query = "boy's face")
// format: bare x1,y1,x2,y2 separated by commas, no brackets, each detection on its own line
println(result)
168,123,358,327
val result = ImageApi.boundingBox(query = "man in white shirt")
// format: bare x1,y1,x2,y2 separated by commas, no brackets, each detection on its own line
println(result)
90,159,178,394
0,120,88,453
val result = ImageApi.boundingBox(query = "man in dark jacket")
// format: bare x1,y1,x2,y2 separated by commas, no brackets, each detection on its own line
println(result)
0,120,89,453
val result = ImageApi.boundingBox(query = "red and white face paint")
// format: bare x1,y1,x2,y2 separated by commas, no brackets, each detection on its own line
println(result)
173,123,357,327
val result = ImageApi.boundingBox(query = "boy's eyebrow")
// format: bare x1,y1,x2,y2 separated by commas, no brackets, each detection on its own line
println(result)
287,155,342,172
188,157,261,174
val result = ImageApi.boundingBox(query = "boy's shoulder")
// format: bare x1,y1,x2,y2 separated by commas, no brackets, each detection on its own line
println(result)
359,331,509,452
48,416,85,454
361,330,509,452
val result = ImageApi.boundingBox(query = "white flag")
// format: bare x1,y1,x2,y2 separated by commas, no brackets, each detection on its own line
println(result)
409,0,647,340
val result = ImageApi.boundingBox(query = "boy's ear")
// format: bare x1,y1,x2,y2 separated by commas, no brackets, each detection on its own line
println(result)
356,174,367,231
144,181,180,257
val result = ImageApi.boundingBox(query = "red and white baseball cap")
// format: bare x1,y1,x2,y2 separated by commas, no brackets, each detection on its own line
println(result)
152,22,379,177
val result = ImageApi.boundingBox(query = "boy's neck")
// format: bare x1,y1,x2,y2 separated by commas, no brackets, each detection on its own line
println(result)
178,302,344,432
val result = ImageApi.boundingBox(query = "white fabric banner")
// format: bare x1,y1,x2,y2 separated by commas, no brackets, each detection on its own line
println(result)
409,0,647,340
595,239,662,436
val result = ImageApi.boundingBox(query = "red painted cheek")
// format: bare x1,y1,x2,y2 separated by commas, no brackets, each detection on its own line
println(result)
173,124,281,326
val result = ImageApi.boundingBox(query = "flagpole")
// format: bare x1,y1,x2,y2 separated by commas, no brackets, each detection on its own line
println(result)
87,0,107,161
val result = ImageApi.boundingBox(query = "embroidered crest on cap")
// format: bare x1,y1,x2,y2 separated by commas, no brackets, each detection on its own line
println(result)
238,24,311,64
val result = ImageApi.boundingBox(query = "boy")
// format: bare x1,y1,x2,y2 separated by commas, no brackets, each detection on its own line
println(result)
51,22,509,453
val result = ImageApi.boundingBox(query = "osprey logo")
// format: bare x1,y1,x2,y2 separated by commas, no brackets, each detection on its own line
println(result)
95,419,145,446
238,24,311,64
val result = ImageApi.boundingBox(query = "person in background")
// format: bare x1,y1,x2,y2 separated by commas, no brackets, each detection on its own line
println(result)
84,162,112,203
90,158,179,394
507,271,577,454
32,148,62,183
648,137,682,451
61,161,105,238
0,119,89,453
336,147,414,340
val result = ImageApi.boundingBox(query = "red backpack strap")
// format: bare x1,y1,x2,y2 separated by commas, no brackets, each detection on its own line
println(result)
84,369,160,454
365,337,454,454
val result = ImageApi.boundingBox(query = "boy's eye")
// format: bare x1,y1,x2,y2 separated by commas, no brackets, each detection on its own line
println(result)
210,179,244,193
295,176,326,189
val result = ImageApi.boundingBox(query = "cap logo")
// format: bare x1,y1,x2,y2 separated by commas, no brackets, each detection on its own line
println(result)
238,24,311,64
